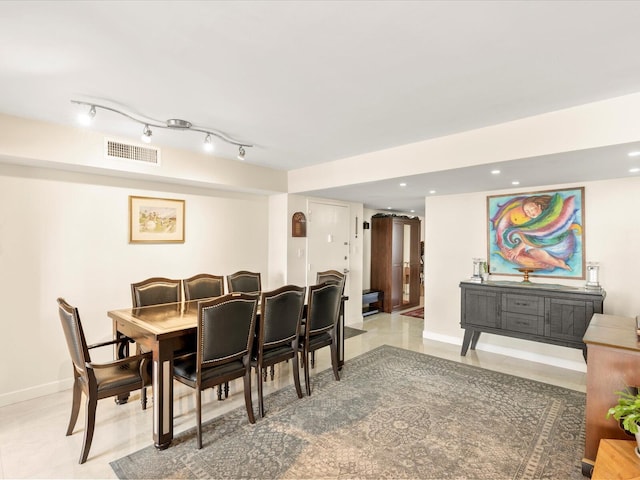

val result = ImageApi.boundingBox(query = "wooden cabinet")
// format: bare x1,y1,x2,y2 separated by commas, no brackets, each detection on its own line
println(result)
459,280,605,357
371,215,421,313
582,314,640,476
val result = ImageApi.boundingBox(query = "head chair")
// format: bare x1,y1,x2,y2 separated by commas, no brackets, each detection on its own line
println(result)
57,298,150,463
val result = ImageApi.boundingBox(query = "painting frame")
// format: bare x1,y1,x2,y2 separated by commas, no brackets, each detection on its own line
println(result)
487,187,585,280
129,195,185,244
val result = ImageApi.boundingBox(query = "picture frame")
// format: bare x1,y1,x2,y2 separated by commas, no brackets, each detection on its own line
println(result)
129,196,185,244
487,187,585,279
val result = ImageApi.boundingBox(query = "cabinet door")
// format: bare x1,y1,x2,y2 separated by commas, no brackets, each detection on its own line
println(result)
462,289,499,328
545,298,594,342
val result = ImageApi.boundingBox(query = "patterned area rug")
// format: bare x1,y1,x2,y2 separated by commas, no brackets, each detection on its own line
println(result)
111,345,585,480
401,307,424,318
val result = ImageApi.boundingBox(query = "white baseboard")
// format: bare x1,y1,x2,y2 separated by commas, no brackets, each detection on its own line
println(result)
422,330,587,373
0,378,73,408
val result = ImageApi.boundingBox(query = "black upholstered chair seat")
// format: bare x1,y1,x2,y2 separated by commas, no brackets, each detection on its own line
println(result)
299,330,332,351
255,344,296,363
174,355,246,385
93,361,148,392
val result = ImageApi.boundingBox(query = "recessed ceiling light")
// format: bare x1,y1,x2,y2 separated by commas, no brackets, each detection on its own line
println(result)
630,167,640,173
387,207,392,210
399,182,407,187
410,209,415,213
511,181,520,185
491,169,501,175
628,151,640,157
429,190,436,194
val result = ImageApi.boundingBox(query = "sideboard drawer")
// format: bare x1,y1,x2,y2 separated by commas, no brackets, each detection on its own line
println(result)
503,294,543,316
503,312,544,335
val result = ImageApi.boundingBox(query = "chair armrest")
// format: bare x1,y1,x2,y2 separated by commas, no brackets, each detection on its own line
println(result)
87,351,151,370
87,336,134,350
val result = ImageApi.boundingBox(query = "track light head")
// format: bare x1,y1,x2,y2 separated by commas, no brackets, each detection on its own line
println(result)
237,145,245,161
141,124,152,143
77,105,96,126
203,133,214,152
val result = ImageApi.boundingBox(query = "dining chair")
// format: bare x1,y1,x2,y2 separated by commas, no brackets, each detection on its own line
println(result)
316,270,346,293
227,270,261,295
173,293,259,449
298,282,343,395
130,276,183,404
311,270,346,367
131,276,182,307
57,298,151,464
252,285,305,417
183,273,225,301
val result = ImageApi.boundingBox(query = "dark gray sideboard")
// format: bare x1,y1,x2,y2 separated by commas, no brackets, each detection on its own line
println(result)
460,280,605,359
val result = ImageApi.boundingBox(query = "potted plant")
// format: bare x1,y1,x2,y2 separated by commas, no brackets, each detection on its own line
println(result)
606,387,640,450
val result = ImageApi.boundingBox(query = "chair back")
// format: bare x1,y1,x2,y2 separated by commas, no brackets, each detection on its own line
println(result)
197,293,259,377
57,298,90,378
184,274,224,301
259,285,305,350
131,277,182,307
227,270,261,294
305,282,342,337
316,270,346,294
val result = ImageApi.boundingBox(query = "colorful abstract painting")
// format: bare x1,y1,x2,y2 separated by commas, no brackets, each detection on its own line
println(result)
487,187,585,279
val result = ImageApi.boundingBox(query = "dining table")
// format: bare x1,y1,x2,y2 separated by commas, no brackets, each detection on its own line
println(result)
108,295,347,449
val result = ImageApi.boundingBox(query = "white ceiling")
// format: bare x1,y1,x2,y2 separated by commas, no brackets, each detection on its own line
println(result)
2,1,640,215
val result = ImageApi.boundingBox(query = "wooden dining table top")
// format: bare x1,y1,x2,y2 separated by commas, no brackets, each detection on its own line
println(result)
108,300,209,337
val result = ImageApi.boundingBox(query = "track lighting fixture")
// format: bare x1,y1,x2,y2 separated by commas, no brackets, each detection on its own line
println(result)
141,124,152,143
72,100,252,159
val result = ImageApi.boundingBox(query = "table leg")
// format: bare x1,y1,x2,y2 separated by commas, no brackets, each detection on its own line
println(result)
152,343,174,449
113,326,130,405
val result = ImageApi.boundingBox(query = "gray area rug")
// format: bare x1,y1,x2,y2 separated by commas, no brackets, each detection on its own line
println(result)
111,345,585,480
344,326,366,339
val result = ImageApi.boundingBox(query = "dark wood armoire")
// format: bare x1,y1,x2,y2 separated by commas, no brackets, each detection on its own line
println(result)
370,214,421,313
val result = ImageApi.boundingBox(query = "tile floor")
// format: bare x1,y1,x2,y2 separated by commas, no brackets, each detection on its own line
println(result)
0,308,586,479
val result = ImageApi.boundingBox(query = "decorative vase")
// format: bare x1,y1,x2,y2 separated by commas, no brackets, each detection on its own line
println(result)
635,432,640,458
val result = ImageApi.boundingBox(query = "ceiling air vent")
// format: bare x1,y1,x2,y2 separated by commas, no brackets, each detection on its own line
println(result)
104,138,161,165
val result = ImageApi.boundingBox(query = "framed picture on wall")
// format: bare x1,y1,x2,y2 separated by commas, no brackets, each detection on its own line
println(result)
129,196,185,243
487,187,585,279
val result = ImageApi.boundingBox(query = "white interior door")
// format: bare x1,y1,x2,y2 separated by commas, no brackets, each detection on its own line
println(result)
307,201,350,287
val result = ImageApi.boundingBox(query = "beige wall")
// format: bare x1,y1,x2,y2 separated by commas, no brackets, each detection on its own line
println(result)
0,164,270,406
423,176,640,372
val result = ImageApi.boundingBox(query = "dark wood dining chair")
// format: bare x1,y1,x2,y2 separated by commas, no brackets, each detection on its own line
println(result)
311,270,346,367
316,270,346,293
173,293,259,449
227,270,261,294
183,273,228,400
298,282,343,395
252,285,305,417
131,276,182,307
130,276,182,404
57,298,151,464
183,273,224,301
